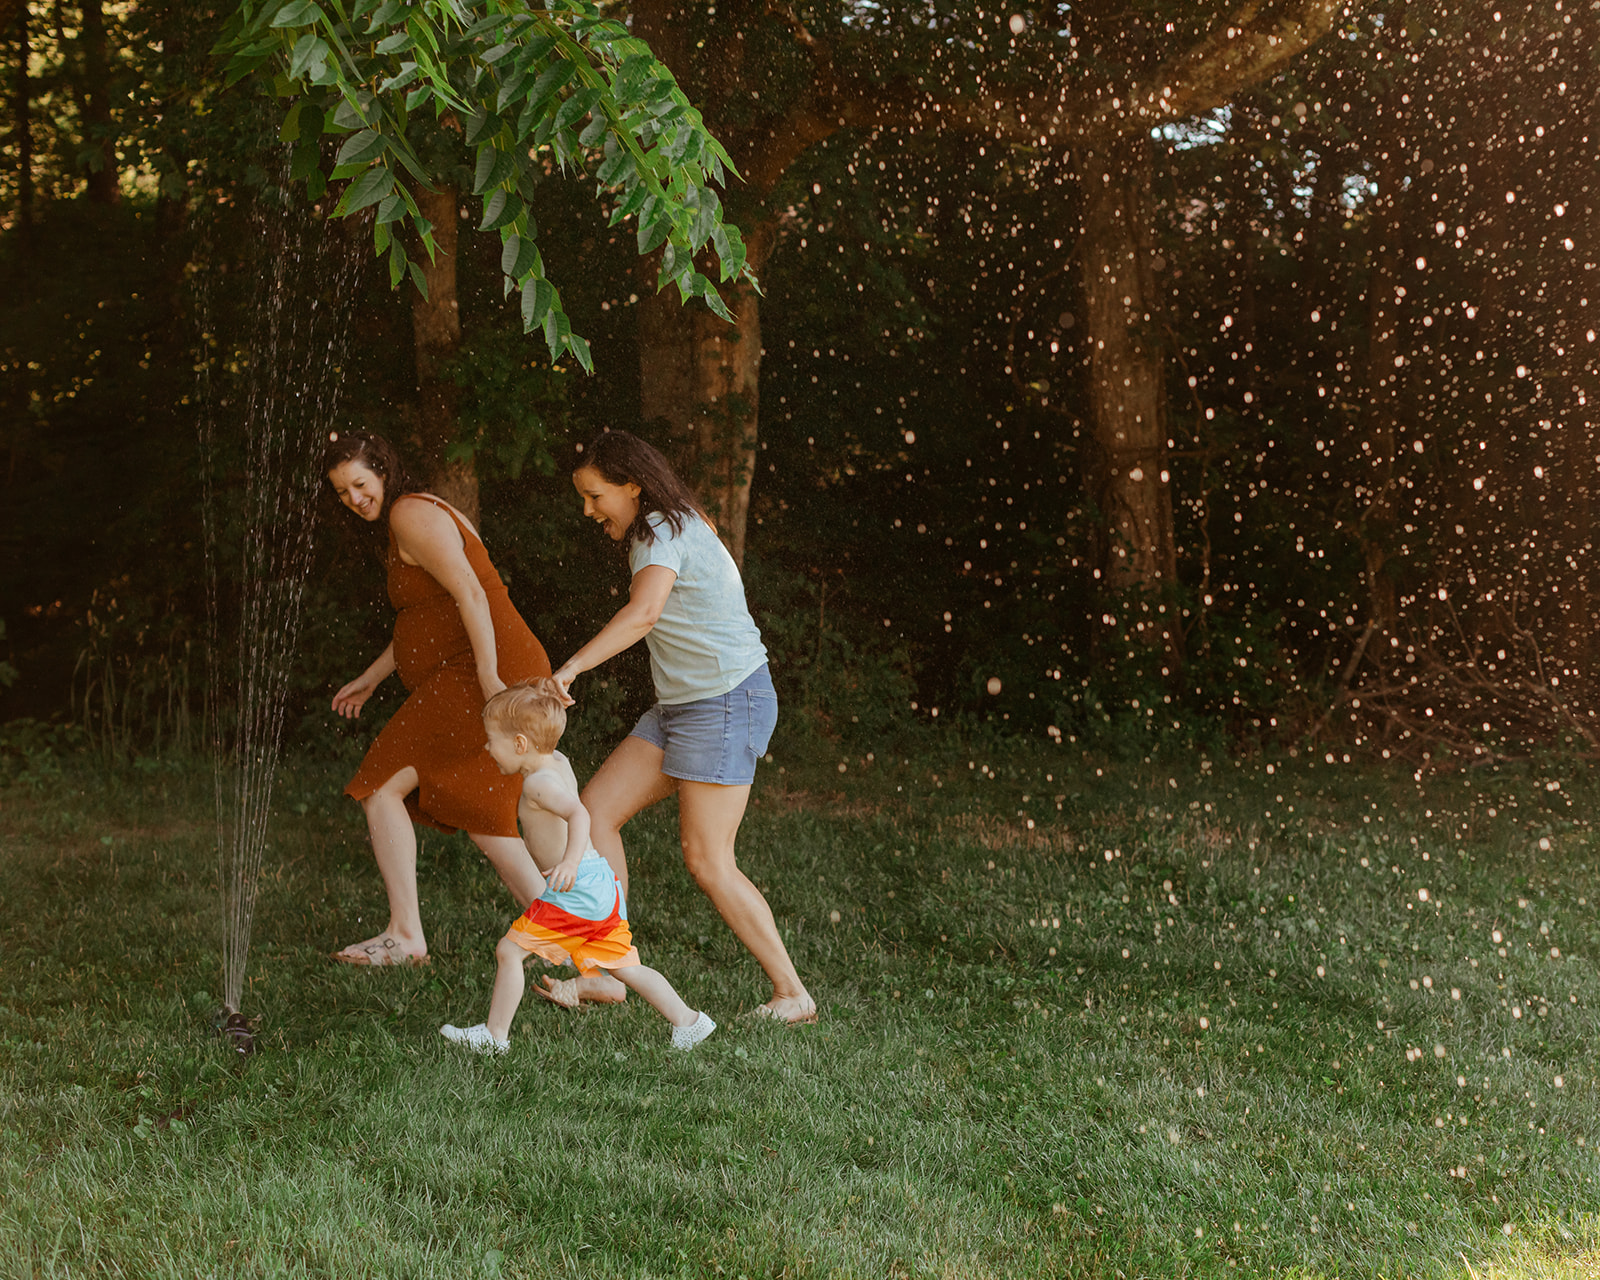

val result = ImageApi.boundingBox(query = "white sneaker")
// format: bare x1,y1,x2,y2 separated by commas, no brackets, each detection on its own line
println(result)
440,1022,509,1055
670,1011,716,1051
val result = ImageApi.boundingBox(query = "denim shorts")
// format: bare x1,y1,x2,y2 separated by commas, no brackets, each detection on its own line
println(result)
628,665,778,786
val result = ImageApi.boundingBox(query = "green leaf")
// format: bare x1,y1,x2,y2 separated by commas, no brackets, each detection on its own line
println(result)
473,146,517,196
336,164,395,216
542,302,570,353
289,139,322,181
565,333,593,374
523,60,576,117
463,12,511,39
305,167,327,201
611,53,655,104
637,211,670,256
479,189,523,233
553,86,601,135
374,29,413,54
270,0,322,28
464,110,501,147
501,232,538,282
375,191,406,225
520,275,554,329
388,238,406,287
493,66,532,113
334,129,386,168
380,62,422,93
578,109,609,148
365,0,403,32
279,100,304,142
610,182,651,225
595,149,635,188
288,33,330,79
331,95,372,131
408,258,430,301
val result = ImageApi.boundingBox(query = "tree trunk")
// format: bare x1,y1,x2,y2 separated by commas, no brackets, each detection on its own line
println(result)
635,225,773,567
78,0,118,204
1077,118,1177,646
11,6,31,249
408,182,477,524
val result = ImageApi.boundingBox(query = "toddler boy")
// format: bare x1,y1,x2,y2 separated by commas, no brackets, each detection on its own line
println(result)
440,680,715,1054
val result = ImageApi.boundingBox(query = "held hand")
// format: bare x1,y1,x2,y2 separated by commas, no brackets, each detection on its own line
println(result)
548,664,579,707
547,857,581,894
331,675,377,719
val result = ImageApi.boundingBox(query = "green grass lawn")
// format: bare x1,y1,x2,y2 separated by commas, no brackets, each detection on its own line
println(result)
1,738,1597,1278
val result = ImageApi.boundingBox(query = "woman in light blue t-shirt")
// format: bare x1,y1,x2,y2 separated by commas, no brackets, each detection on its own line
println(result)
550,430,815,1025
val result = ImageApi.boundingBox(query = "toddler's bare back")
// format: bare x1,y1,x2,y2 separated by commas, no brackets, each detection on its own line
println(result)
517,750,581,873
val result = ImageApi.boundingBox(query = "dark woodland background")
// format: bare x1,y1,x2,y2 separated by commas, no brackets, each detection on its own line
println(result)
2,0,1597,771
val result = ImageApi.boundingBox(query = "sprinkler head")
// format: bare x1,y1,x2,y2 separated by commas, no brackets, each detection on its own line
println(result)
214,1006,258,1056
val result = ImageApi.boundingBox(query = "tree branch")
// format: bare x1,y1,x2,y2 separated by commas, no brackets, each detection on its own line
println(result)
1150,0,1360,123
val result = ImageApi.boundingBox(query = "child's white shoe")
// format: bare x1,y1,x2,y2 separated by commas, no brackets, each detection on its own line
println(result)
670,1011,716,1051
440,1022,509,1055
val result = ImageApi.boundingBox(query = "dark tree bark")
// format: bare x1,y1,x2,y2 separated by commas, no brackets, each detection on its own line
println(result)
636,223,774,564
626,0,889,565
1077,118,1177,609
1068,2,1353,620
408,182,476,524
78,0,119,204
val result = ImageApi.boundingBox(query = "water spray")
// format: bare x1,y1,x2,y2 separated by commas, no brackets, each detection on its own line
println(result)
195,168,365,1045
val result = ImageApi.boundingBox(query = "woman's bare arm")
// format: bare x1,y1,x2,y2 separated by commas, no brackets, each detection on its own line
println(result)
549,564,676,703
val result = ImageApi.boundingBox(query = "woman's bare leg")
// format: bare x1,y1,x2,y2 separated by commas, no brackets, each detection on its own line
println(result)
337,766,427,961
579,734,679,896
466,832,544,909
678,780,813,1020
566,735,679,1003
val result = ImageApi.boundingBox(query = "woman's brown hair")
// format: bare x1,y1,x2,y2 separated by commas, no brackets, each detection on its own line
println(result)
321,431,416,525
574,428,707,546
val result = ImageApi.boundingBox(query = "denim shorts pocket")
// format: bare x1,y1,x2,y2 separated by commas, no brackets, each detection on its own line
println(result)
745,688,778,760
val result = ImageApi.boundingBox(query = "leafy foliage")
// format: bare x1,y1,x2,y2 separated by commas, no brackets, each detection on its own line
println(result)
220,0,757,369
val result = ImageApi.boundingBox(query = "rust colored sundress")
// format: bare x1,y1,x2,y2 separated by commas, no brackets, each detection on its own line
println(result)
344,494,551,836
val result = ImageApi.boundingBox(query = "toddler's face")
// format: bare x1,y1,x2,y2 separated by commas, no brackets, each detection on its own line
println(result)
483,727,525,775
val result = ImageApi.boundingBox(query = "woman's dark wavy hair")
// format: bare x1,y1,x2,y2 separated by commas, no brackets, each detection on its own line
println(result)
574,428,707,547
320,430,417,526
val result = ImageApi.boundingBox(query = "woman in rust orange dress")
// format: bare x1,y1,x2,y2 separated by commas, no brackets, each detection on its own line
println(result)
323,431,551,965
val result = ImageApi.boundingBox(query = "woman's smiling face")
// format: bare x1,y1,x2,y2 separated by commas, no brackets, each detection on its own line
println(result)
572,465,641,541
328,459,385,522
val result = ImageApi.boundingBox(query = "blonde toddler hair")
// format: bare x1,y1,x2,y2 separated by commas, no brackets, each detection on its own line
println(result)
483,679,567,753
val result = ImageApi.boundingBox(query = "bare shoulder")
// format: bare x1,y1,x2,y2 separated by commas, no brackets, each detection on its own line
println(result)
388,494,458,540
522,761,579,811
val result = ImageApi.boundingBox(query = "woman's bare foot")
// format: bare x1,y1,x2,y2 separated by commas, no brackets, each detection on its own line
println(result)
532,975,581,1009
754,992,817,1025
533,973,628,1009
332,933,429,967
575,972,628,1004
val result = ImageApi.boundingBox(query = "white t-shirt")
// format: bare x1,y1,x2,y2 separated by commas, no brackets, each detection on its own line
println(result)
629,512,768,704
